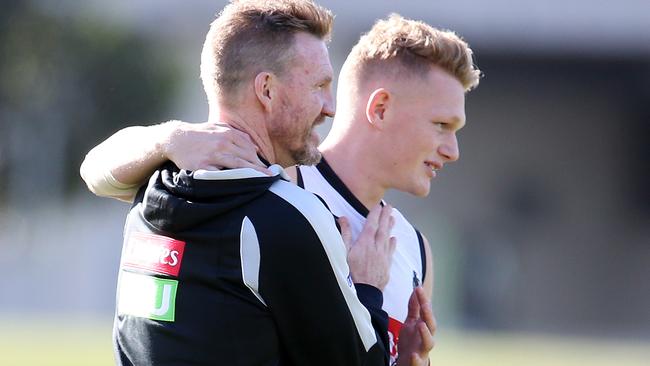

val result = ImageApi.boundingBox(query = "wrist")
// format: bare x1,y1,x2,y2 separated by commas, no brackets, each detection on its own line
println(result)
157,120,182,160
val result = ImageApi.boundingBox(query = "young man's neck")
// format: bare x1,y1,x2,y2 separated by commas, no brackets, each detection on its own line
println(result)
320,136,387,210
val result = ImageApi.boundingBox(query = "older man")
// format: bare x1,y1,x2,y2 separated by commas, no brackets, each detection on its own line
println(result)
83,1,435,365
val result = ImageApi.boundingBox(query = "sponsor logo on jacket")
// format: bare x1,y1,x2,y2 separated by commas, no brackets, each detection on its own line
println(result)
122,232,185,277
117,271,178,322
119,232,186,322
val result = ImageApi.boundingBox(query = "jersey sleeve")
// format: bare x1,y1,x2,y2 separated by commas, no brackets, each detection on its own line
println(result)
244,191,389,365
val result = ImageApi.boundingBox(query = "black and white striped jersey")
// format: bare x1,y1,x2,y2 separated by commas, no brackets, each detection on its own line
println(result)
113,163,390,365
297,158,427,364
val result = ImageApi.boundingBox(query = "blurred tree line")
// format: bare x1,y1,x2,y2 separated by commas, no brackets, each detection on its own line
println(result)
0,0,179,208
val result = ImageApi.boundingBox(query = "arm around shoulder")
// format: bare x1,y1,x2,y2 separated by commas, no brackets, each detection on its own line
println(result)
80,121,183,202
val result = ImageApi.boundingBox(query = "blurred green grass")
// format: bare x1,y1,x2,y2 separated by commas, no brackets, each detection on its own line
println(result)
431,329,650,366
1,318,648,365
0,317,114,366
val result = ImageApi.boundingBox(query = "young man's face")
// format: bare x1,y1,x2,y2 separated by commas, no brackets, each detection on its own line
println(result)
269,32,335,167
382,65,466,197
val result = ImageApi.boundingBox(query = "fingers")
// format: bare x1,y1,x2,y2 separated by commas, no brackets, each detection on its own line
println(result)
360,204,382,237
197,159,272,176
406,288,421,321
399,289,435,366
410,353,422,366
201,165,225,171
253,166,274,175
410,352,429,366
405,321,434,366
208,139,272,174
415,287,436,334
207,123,268,172
227,126,255,148
338,216,352,252
169,122,270,173
210,154,261,172
359,204,394,246
388,236,397,258
374,204,394,245
417,321,435,352
227,139,266,167
206,121,229,131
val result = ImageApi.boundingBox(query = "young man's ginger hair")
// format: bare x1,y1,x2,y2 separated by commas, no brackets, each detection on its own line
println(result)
200,0,333,107
342,13,481,92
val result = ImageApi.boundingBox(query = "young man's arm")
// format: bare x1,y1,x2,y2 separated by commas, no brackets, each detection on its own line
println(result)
80,121,265,202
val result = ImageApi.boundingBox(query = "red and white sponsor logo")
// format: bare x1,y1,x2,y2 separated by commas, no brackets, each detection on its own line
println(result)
122,232,185,277
388,317,403,363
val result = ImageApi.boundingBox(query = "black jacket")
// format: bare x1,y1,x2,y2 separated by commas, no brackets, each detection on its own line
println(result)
113,163,390,365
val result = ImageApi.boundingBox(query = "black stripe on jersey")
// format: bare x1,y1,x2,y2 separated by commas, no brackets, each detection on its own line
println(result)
296,165,305,188
415,229,426,283
312,193,331,212
316,157,371,217
310,192,344,237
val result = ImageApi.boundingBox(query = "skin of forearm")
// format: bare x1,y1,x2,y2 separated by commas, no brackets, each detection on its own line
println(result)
82,121,180,187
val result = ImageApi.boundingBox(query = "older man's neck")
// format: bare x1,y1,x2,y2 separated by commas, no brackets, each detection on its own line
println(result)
209,108,276,166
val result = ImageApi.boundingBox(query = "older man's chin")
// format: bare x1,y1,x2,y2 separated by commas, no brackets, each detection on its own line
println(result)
294,145,322,166
290,133,320,166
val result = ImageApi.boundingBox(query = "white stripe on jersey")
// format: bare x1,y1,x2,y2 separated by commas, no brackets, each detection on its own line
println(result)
240,216,267,306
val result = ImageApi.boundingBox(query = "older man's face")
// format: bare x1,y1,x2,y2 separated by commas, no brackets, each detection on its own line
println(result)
269,32,335,167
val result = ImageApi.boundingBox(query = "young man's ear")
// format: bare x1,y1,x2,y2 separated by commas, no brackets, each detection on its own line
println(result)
254,72,275,112
365,88,390,130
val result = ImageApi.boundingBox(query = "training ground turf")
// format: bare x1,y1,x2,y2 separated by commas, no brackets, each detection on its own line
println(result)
1,318,648,366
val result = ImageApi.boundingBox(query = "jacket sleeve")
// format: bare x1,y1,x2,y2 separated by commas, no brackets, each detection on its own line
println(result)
248,204,389,366
355,283,390,359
